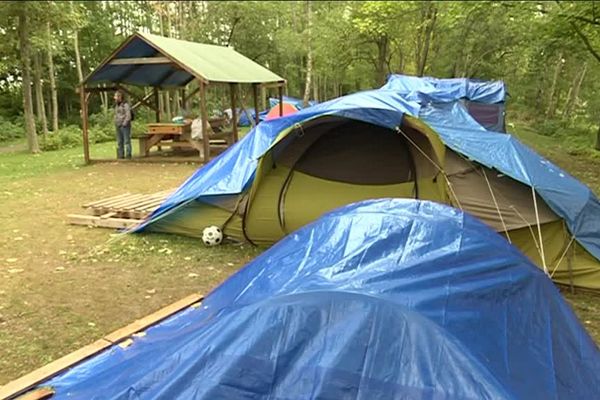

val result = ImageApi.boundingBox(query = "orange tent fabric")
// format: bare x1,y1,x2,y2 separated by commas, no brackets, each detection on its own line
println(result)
265,102,298,120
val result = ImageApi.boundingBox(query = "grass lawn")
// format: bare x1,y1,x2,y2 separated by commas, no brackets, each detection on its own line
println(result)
0,123,599,385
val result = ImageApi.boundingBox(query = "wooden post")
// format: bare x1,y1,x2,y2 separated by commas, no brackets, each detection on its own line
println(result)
278,84,284,117
153,88,160,122
252,83,260,125
80,85,90,164
181,88,187,112
230,83,239,142
199,80,210,163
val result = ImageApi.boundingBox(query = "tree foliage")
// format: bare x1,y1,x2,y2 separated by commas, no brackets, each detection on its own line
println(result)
1,1,600,150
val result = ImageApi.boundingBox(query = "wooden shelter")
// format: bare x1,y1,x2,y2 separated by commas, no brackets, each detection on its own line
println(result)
79,31,286,163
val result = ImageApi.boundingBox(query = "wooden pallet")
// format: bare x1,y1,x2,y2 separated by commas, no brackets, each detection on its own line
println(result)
68,189,175,229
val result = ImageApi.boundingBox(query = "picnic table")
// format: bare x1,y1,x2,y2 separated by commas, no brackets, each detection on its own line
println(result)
138,119,234,158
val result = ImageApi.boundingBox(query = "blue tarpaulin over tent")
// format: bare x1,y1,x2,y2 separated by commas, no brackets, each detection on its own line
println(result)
136,83,600,262
268,95,317,109
381,74,507,104
42,200,600,399
237,108,269,126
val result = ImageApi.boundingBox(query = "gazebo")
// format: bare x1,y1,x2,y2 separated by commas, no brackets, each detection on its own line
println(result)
79,31,286,163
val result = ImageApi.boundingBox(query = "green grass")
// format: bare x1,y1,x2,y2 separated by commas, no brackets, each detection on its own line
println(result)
0,121,599,385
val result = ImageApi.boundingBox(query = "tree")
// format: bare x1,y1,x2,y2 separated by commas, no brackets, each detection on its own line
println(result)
17,9,40,153
302,1,313,107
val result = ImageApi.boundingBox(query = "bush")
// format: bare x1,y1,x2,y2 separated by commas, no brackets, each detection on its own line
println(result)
0,116,25,142
40,125,82,151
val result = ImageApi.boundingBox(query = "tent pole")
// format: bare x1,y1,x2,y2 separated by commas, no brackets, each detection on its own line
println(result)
80,85,90,164
230,83,238,142
199,80,210,163
532,186,548,275
278,84,283,117
153,88,160,122
252,83,260,125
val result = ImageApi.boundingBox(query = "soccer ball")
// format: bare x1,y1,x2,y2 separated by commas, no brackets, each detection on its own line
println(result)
202,226,223,246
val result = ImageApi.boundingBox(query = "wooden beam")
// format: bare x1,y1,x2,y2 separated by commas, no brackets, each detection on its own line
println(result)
153,88,160,122
108,56,173,65
261,81,287,89
132,91,157,112
199,80,210,163
230,83,238,142
252,83,260,125
79,85,90,164
278,85,283,117
81,86,120,93
0,294,203,400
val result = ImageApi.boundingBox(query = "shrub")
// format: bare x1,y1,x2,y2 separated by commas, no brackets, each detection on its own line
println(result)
0,116,24,142
40,125,82,151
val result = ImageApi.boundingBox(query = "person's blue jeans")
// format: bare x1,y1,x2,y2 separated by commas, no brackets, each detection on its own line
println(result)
116,125,132,159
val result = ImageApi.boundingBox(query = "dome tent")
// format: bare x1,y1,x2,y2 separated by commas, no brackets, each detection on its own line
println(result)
26,200,600,399
134,78,600,290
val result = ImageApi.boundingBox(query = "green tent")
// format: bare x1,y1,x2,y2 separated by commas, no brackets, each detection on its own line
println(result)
146,112,600,290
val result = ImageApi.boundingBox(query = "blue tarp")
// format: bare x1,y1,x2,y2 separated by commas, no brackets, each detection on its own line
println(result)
268,95,317,109
381,74,507,104
237,108,269,127
137,86,600,261
45,200,600,399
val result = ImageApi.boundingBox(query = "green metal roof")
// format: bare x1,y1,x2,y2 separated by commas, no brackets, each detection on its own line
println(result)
84,32,285,87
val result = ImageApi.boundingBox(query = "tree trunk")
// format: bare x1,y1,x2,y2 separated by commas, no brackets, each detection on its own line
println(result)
313,74,319,103
47,22,59,132
375,37,390,85
302,1,313,107
417,3,437,76
563,62,587,119
33,52,48,138
18,12,40,153
596,123,600,151
545,52,564,119
74,30,84,83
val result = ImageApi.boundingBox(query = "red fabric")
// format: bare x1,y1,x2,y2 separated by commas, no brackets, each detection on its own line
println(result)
265,102,298,120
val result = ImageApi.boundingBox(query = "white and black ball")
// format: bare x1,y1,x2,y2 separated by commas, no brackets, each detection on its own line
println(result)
202,226,223,246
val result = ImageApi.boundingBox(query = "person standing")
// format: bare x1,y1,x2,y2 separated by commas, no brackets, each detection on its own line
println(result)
114,90,132,159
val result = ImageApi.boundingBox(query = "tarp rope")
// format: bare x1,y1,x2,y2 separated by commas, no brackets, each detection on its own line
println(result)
532,186,549,275
395,126,463,209
449,151,545,261
481,168,512,244
550,234,576,278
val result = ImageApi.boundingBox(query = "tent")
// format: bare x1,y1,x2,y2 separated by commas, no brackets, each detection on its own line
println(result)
237,107,268,126
20,200,600,399
135,76,600,290
269,95,318,109
381,74,507,131
264,102,298,120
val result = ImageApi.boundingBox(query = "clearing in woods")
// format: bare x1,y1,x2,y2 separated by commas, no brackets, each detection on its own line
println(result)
0,133,599,385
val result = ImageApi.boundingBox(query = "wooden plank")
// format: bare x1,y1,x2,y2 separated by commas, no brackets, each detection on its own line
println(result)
108,56,172,65
13,387,54,400
230,83,239,142
0,293,203,400
104,294,202,343
67,214,143,229
0,339,112,400
80,86,90,164
199,81,210,162
89,194,143,210
252,83,260,125
82,193,132,208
